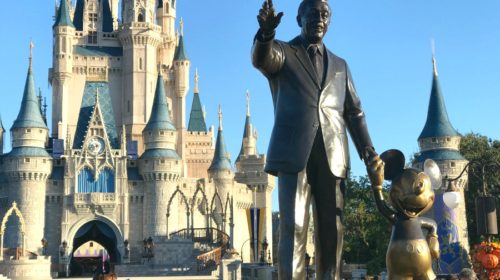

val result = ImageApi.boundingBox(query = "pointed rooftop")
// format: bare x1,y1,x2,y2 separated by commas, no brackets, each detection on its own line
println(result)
11,42,48,130
174,19,188,61
73,82,119,149
236,91,256,162
188,69,207,132
418,56,459,140
144,74,176,132
73,0,84,30
54,0,75,28
208,106,232,172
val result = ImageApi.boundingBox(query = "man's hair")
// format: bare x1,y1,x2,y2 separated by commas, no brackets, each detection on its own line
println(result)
298,0,330,17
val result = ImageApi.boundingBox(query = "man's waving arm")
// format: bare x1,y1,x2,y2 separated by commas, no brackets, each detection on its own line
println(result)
252,0,285,76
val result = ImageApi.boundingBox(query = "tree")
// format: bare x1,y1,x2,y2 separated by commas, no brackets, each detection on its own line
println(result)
459,133,500,244
343,176,391,274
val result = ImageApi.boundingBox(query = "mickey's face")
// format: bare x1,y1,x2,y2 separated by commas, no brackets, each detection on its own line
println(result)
390,169,435,218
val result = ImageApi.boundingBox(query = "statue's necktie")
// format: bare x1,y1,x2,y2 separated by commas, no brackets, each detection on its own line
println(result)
307,45,323,83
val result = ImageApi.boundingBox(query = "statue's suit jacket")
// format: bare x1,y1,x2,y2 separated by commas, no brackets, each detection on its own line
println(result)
252,35,373,178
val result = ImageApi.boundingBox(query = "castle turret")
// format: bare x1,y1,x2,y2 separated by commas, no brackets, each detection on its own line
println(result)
52,0,75,140
413,55,469,274
139,74,182,237
234,92,275,263
119,0,162,153
172,20,190,169
4,47,52,252
208,106,233,231
185,69,214,178
156,0,177,66
236,91,258,164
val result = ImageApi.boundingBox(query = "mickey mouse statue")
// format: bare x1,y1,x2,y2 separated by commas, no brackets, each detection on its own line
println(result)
368,149,440,280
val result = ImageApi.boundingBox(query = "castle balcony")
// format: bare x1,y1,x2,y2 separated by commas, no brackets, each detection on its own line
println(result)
72,192,117,216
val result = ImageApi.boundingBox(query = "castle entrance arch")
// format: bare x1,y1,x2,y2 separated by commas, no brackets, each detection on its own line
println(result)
69,220,121,276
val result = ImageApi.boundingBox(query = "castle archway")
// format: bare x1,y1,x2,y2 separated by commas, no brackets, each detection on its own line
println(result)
69,220,120,276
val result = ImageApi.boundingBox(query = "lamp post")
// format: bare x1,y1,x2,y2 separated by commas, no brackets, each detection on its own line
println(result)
443,161,499,241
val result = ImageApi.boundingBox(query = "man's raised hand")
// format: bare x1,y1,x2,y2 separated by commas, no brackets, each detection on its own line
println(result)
257,0,284,37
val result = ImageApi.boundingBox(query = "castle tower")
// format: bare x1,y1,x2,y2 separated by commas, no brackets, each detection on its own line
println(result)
234,92,275,263
139,73,182,237
172,20,190,166
119,0,162,153
208,106,233,231
156,0,177,66
413,56,470,273
51,0,75,140
185,69,214,178
3,46,52,252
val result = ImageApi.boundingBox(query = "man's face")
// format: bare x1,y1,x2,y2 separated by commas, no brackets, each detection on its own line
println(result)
298,1,331,44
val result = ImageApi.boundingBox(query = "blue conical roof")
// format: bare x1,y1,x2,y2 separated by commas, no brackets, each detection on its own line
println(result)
73,0,84,31
54,0,75,28
187,92,207,132
144,74,176,132
11,65,48,130
236,115,251,162
208,117,232,172
174,35,189,61
418,65,459,139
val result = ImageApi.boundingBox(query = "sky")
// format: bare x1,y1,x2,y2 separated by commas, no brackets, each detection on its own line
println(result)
1,1,499,211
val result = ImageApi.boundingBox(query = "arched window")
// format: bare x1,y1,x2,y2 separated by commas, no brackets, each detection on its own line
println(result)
138,13,144,22
77,168,115,193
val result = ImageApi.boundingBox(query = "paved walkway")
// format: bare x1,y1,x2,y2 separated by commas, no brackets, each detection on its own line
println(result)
68,276,216,280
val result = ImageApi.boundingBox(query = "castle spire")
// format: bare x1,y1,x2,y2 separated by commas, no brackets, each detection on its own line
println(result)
218,105,223,131
237,91,257,162
11,44,47,130
173,19,188,61
418,53,459,140
208,105,232,172
187,69,207,132
144,73,176,132
194,68,199,93
29,40,34,73
54,0,75,28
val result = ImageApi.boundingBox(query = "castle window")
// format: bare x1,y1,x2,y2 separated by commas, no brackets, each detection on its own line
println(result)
127,100,130,113
447,137,451,142
88,31,97,44
451,162,456,167
139,58,143,70
138,13,145,22
26,129,31,133
24,158,30,163
88,12,98,29
431,138,437,143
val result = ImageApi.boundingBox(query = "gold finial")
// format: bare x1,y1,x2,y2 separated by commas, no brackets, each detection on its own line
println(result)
179,17,184,36
246,90,251,117
194,68,199,93
431,39,438,76
29,40,34,72
218,105,223,131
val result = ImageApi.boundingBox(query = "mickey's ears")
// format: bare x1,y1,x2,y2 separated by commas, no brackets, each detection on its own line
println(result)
380,149,405,180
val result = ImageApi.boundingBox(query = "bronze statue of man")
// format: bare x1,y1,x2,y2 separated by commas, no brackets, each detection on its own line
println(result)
252,0,377,279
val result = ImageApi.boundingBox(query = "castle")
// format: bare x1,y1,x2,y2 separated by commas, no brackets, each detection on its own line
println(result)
0,0,274,276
